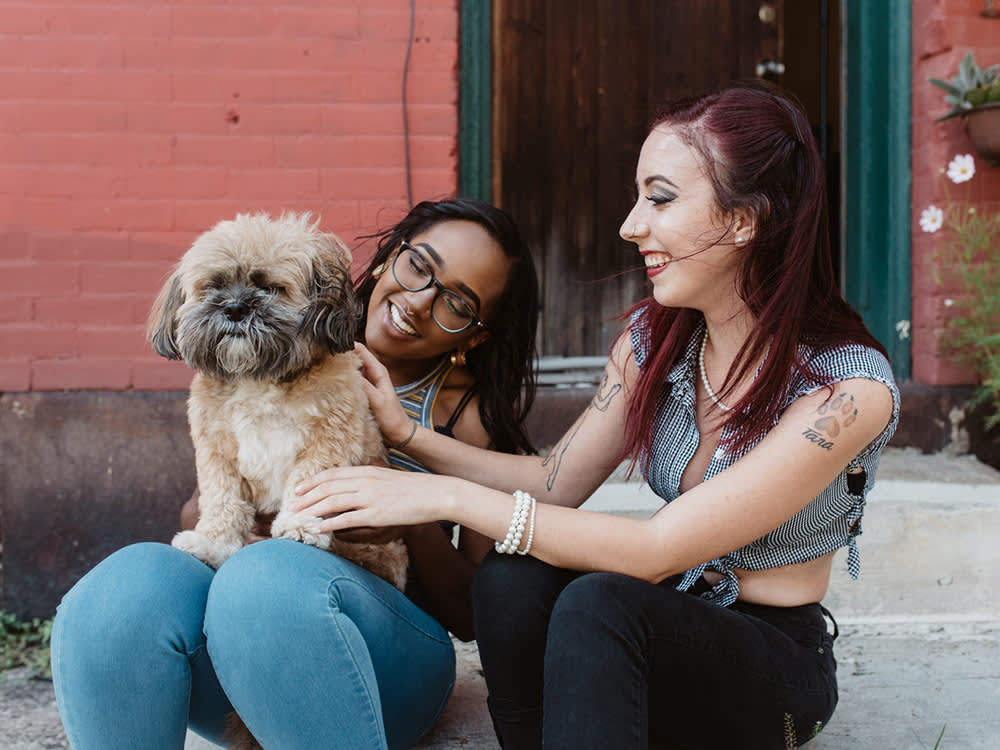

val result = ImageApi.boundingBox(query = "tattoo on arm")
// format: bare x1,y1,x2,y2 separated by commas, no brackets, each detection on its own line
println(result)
800,388,858,451
541,373,622,491
592,374,621,413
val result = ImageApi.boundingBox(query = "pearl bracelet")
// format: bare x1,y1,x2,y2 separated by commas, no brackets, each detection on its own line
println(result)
495,490,536,555
516,493,537,556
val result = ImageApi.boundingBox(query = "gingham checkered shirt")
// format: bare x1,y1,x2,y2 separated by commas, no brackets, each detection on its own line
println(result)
631,315,900,607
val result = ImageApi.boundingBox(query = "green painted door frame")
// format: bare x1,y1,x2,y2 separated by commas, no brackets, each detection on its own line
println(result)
460,0,912,378
459,0,491,202
842,0,912,380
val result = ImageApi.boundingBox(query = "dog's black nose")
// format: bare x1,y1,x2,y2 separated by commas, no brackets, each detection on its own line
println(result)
224,301,250,322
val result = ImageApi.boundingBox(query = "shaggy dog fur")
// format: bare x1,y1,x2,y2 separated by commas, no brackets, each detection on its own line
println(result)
148,212,408,588
150,214,407,589
148,212,409,748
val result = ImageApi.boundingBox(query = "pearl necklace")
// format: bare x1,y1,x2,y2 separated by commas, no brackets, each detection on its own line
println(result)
698,329,733,412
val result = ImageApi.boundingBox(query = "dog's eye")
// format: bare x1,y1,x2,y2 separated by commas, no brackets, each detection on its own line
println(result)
264,285,285,295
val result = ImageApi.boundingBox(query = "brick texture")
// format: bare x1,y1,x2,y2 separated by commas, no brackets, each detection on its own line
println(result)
7,1,993,392
0,0,459,390
911,0,1000,386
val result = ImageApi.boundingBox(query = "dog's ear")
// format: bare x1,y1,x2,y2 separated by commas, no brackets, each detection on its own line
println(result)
300,238,361,355
147,272,185,360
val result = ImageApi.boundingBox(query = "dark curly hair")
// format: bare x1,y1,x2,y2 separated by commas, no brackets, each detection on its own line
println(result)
355,198,539,455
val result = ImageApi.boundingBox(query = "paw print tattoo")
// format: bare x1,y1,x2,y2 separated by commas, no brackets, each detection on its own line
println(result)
802,389,858,450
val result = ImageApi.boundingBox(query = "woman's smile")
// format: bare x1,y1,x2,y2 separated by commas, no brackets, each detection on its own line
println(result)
642,251,672,277
388,300,420,337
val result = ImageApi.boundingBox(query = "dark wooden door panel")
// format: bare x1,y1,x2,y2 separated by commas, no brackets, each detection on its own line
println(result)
495,0,783,357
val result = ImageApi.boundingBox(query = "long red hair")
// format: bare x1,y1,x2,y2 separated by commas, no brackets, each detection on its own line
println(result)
621,84,887,469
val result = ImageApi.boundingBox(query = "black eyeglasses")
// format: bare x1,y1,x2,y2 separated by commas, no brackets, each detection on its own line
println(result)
391,243,486,334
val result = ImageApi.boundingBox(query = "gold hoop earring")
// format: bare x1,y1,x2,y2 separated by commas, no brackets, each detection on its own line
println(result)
450,349,467,367
372,262,387,279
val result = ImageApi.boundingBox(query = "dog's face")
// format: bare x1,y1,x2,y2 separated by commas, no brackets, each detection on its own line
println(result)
148,213,360,381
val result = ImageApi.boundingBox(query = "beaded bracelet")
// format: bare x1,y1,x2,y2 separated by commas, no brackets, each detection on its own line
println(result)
516,494,537,556
495,490,536,555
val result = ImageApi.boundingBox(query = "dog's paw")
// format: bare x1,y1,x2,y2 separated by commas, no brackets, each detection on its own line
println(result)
172,530,239,569
271,511,333,550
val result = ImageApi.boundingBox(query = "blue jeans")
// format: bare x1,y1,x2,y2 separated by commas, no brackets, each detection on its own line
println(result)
472,552,838,750
51,540,455,749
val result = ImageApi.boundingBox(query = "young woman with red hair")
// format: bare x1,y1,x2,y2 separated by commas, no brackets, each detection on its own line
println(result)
295,84,899,749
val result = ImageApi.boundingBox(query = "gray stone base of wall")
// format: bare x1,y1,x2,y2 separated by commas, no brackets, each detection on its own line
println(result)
0,383,995,618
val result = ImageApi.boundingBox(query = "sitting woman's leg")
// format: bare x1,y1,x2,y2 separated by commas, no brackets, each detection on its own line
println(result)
51,542,233,750
204,539,456,750
471,551,579,749
542,572,838,750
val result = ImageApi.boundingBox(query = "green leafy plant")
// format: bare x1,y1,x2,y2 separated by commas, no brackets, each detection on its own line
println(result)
913,724,948,749
920,154,1000,429
784,713,947,748
933,724,947,749
930,51,1000,121
783,714,824,748
0,610,53,679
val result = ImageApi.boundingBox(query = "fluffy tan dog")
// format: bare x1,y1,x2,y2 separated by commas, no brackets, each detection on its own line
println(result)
147,212,408,591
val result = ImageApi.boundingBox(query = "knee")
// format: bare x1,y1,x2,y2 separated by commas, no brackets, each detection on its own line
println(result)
59,542,209,617
55,542,212,649
549,572,647,641
204,539,363,638
206,540,304,620
472,552,573,647
555,571,636,609
471,550,523,609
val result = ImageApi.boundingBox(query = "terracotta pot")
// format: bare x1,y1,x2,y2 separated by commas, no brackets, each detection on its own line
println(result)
963,103,1000,166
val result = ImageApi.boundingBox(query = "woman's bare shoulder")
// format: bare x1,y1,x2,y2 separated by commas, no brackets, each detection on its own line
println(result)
435,366,490,448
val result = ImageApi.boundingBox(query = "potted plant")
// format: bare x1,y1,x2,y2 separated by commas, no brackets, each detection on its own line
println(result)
930,51,1000,165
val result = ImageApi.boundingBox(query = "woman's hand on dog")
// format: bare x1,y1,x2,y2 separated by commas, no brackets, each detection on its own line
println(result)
293,466,452,532
353,343,416,447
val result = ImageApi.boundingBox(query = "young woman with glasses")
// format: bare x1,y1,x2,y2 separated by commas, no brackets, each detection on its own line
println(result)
51,198,540,750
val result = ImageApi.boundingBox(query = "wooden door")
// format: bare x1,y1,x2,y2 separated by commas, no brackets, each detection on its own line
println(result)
493,1,799,357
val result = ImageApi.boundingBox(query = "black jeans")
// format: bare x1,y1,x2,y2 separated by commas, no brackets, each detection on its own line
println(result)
471,552,838,750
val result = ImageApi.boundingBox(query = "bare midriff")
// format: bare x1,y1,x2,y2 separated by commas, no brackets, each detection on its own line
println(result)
702,551,836,607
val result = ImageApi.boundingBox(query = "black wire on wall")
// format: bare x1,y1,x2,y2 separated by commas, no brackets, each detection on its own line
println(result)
402,0,415,207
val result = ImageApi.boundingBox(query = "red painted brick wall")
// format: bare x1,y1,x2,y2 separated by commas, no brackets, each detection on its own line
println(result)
911,0,1000,385
0,0,459,391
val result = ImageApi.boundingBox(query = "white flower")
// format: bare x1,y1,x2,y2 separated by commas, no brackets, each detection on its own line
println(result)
919,205,943,233
944,298,955,307
895,320,911,340
946,154,975,184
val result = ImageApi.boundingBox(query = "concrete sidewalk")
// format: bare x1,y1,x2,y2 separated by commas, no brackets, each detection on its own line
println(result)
1,448,997,749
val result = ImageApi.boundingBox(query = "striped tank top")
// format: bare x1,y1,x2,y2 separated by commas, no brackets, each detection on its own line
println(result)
388,357,455,473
